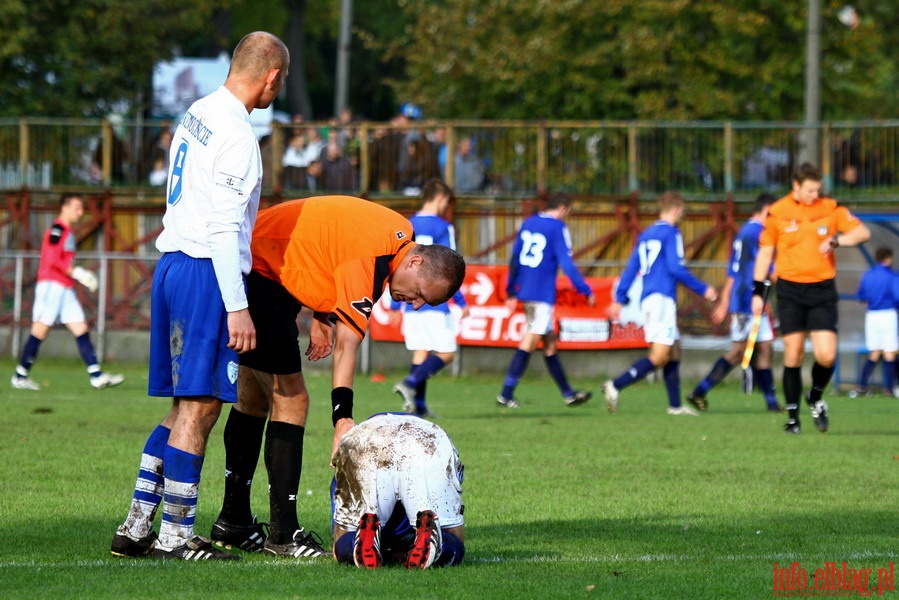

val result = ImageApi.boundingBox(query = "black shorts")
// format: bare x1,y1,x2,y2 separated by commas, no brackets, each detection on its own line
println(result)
776,278,838,335
239,271,303,374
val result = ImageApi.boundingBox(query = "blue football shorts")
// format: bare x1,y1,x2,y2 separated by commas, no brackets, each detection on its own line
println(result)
148,251,240,402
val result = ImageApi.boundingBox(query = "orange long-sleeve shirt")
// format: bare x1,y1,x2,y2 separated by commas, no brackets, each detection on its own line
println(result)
251,196,414,338
759,193,862,283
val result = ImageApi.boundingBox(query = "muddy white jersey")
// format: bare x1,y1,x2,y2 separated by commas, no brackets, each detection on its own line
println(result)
332,413,464,531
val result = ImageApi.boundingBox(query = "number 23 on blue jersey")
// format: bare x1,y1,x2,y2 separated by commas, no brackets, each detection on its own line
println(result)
519,231,547,268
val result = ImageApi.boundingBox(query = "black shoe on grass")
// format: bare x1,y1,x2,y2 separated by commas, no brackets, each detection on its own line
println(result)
110,527,157,558
211,515,268,552
152,535,241,561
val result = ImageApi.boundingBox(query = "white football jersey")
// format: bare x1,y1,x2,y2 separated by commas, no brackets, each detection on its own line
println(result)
332,413,464,531
157,86,262,311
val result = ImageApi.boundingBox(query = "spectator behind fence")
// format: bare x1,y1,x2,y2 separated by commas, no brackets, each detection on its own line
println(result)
146,129,173,186
285,159,322,192
282,131,309,189
91,121,130,184
148,158,168,186
453,136,485,193
398,137,439,196
304,128,326,165
322,141,356,192
369,127,398,192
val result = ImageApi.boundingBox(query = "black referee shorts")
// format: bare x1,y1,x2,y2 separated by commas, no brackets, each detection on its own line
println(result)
239,270,304,374
776,278,838,335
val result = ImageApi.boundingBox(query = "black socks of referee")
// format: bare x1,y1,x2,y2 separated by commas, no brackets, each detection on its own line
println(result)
783,362,834,422
220,408,266,525
265,421,305,544
783,366,802,422
808,362,834,403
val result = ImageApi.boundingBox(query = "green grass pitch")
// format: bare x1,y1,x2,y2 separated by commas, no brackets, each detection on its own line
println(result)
0,358,896,599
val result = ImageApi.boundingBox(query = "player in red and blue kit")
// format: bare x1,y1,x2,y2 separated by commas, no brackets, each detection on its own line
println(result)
604,191,718,415
686,194,782,412
391,180,469,417
496,193,594,409
855,246,897,395
11,192,123,391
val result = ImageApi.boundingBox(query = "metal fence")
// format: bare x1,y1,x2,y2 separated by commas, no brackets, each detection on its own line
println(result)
0,251,156,359
1,117,897,201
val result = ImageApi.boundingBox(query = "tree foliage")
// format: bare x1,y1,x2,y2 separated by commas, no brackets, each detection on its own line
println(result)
386,0,898,120
0,0,229,117
1,0,896,121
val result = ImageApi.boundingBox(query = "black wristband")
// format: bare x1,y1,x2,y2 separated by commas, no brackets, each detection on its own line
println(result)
331,386,354,427
752,280,767,297
829,235,840,248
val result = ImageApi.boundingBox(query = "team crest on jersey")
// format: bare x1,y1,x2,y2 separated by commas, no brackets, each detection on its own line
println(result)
227,360,239,384
817,225,829,237
395,230,406,240
351,297,374,319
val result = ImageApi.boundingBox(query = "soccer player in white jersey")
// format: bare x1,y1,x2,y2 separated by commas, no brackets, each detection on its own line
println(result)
603,191,718,415
111,31,289,561
332,412,465,570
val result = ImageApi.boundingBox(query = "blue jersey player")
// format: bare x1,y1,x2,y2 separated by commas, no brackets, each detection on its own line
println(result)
496,193,595,408
603,191,718,415
391,179,469,417
686,194,782,412
855,246,897,395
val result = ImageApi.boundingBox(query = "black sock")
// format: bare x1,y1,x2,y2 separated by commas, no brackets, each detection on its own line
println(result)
783,366,802,422
265,421,305,543
219,408,267,524
807,362,834,404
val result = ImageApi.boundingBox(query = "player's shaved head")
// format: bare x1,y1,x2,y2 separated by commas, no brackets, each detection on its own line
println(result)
416,244,466,304
229,31,289,80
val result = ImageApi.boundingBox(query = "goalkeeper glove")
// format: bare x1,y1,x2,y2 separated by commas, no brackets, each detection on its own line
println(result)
72,266,98,292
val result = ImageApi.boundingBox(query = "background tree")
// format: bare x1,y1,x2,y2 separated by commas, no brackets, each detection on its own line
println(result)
0,0,227,117
386,0,898,120
1,0,895,121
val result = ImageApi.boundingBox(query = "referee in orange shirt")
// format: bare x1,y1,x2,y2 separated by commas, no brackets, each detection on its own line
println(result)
210,195,465,557
752,163,870,434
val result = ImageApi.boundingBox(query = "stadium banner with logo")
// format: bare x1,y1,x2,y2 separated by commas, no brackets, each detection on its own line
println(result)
369,264,649,350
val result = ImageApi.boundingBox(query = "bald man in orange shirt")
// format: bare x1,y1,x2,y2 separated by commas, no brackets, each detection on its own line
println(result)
752,163,870,434
210,196,466,558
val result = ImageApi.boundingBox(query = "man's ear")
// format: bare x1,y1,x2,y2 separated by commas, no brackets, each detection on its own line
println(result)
407,253,424,268
266,68,281,88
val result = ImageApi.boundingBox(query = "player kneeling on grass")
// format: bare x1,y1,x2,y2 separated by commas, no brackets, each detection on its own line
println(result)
331,412,465,570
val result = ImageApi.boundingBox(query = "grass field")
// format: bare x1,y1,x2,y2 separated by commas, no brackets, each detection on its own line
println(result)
0,357,896,599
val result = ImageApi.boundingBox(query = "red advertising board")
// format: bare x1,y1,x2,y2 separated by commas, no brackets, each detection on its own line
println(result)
369,264,649,350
